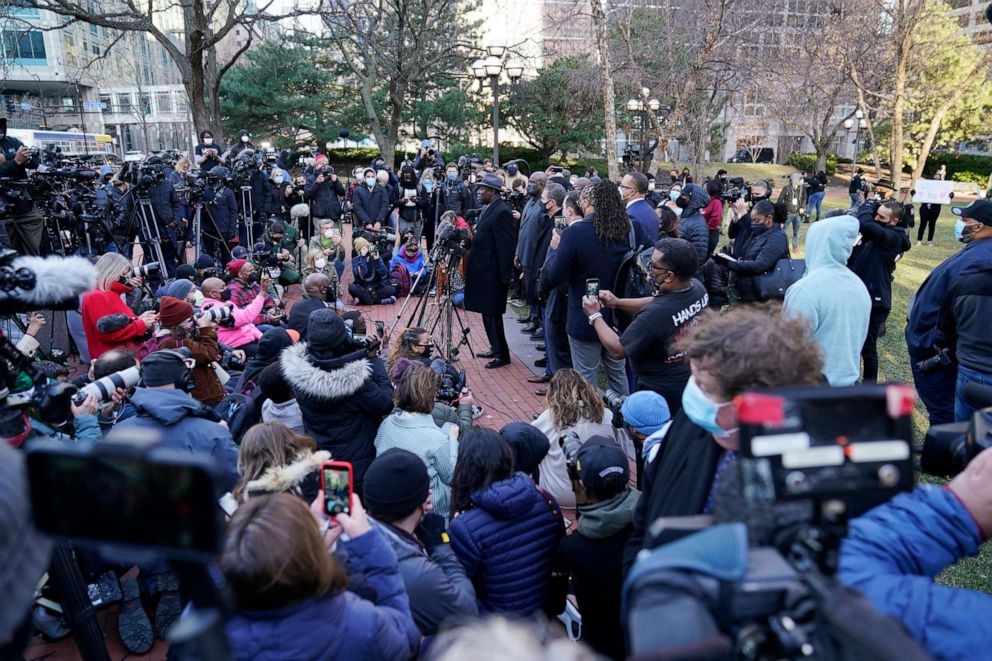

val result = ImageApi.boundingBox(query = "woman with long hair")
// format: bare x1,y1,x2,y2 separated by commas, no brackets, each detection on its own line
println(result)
227,422,329,506
531,368,629,508
222,493,419,659
448,429,565,615
81,253,159,359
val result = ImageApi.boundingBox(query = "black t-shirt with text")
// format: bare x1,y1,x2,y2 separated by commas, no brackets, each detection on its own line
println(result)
620,279,709,396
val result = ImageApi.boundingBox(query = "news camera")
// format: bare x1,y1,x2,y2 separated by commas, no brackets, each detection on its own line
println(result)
921,383,992,477
722,176,753,203
625,384,921,660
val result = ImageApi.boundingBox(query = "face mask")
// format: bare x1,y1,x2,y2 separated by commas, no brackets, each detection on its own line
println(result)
469,175,476,184
682,375,736,439
421,344,433,359
241,135,249,143
423,180,434,192
618,186,626,198
273,176,284,184
675,196,688,209
648,182,655,191
526,184,536,196
447,172,457,182
323,229,334,239
669,189,681,201
955,218,977,243
193,290,204,307
203,137,213,145
365,177,376,187
314,258,327,269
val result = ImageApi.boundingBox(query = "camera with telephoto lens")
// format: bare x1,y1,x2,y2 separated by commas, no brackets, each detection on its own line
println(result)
318,165,335,178
195,304,234,327
131,262,160,279
358,228,389,245
721,176,752,203
921,383,992,477
916,347,954,375
219,349,246,371
71,366,141,406
560,431,583,481
435,368,466,404
604,388,626,429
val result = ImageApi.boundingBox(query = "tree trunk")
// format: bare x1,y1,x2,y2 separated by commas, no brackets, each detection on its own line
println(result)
815,147,827,174
849,66,882,178
912,64,984,182
590,0,619,181
890,10,910,188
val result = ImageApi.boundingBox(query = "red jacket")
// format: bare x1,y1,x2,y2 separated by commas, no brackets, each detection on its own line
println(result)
701,197,723,231
81,283,148,359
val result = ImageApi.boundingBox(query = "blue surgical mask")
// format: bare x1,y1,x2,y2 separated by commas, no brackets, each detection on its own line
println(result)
447,172,457,182
669,189,680,201
365,177,376,187
955,218,973,243
682,375,736,439
423,180,434,192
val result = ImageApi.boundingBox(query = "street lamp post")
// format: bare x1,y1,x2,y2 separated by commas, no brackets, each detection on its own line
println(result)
625,89,660,172
843,109,866,177
472,46,523,168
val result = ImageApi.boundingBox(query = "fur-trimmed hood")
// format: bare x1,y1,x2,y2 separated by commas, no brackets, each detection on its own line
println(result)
281,342,373,400
243,449,331,500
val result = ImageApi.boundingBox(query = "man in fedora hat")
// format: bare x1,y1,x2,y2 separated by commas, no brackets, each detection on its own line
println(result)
465,173,517,368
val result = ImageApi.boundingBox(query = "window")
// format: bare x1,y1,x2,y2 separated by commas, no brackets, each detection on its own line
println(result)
1,29,47,64
156,91,173,113
174,95,188,112
99,93,113,112
117,93,132,113
140,93,152,114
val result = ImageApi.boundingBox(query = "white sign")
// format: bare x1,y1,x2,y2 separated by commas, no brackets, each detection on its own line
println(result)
913,178,956,205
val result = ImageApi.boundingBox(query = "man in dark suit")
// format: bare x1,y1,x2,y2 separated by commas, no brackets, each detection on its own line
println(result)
465,174,517,369
620,172,659,249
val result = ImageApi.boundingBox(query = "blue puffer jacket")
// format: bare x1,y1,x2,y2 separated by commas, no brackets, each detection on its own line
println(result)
226,527,420,661
449,472,565,615
839,485,991,660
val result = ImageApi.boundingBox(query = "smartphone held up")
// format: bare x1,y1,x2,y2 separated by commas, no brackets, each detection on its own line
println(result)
322,460,353,518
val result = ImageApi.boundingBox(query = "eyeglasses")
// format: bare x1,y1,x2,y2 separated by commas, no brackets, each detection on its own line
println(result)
649,263,672,274
618,184,635,191
416,341,433,348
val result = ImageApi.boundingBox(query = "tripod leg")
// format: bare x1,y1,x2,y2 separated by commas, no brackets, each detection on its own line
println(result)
49,544,111,661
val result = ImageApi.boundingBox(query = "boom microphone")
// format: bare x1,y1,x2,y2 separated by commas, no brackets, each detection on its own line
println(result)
96,314,133,334
435,220,456,243
0,255,96,315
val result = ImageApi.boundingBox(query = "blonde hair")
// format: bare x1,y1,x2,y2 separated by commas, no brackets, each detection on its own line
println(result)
420,169,435,184
94,253,132,291
439,210,458,226
546,368,604,429
234,422,317,501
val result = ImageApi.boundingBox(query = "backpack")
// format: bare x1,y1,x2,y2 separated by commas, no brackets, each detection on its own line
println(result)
389,262,412,297
613,223,654,332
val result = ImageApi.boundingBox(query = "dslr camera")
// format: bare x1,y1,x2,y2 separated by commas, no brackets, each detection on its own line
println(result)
721,176,752,203
604,388,626,429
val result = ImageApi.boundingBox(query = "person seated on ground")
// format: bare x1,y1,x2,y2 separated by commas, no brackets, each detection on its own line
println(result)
81,253,159,360
531,368,629,509
200,276,269,358
225,259,286,327
363,449,478,636
221,493,420,661
557,437,640,661
623,304,823,569
281,308,394,496
499,422,551,484
386,326,469,396
147,295,227,407
258,362,304,434
839,447,992,660
306,218,346,281
225,422,329,511
619,390,672,489
374,362,459,521
164,275,200,307
253,220,304,286
89,347,140,432
390,234,429,288
116,348,239,489
239,327,298,394
448,428,566,616
389,358,475,436
349,237,397,306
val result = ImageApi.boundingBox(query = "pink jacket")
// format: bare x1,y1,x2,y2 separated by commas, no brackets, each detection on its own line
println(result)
201,295,264,348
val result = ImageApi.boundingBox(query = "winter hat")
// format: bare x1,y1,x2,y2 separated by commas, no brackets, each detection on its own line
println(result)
231,245,250,260
307,308,349,358
226,259,248,276
174,264,198,283
620,390,671,436
258,362,293,404
0,443,53,643
364,448,430,517
166,277,196,301
158,295,194,327
140,347,192,388
269,220,285,235
256,328,295,362
195,253,215,270
575,436,629,494
353,237,370,254
389,357,417,386
499,422,550,479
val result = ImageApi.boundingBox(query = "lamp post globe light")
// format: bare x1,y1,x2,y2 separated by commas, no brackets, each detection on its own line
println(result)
626,89,660,172
472,46,523,167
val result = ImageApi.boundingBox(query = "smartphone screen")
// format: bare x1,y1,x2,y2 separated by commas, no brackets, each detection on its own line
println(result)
374,321,385,336
586,278,600,297
554,216,566,231
322,462,353,517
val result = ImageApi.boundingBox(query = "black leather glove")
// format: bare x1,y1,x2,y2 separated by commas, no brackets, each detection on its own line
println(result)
415,512,448,554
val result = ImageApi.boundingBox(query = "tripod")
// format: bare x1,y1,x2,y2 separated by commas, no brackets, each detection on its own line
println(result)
119,189,168,272
189,197,234,267
238,185,256,249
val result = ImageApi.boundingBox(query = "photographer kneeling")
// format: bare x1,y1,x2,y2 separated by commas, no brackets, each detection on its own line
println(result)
200,276,268,358
349,237,397,306
840,447,992,659
253,221,304,287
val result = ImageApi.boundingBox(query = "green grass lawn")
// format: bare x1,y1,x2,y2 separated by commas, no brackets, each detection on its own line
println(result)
792,195,992,591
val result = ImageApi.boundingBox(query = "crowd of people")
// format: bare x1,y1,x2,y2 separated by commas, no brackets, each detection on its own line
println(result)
4,121,992,661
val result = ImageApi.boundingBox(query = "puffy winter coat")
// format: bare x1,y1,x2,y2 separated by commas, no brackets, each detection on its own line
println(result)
116,388,239,490
677,184,713,275
200,295,264,349
449,472,565,615
839,485,991,661
225,527,420,661
280,343,394,494
81,283,150,359
726,222,789,302
305,178,346,220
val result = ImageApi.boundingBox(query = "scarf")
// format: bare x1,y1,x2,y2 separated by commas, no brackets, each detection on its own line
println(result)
576,489,640,539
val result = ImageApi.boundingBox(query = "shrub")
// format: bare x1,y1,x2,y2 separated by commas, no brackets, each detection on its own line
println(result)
787,152,838,175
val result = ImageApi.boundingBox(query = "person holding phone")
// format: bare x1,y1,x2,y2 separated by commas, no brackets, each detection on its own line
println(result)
349,237,397,305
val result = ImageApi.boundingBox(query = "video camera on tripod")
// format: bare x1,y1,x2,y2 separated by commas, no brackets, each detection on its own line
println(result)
722,176,754,203
119,160,166,190
624,384,922,659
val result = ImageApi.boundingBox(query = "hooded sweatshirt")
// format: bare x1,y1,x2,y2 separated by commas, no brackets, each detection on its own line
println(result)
677,183,713,274
783,215,871,386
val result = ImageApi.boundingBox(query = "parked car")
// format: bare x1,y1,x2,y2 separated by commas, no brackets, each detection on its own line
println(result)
729,148,775,164
124,150,145,162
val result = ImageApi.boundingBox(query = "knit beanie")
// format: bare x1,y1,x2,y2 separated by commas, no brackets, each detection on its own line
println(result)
0,443,52,642
258,362,293,404
158,295,194,328
141,348,191,388
166,278,196,302
174,264,198,285
226,259,247,276
353,237,370,254
620,390,671,436
194,253,215,270
307,308,348,358
364,448,430,517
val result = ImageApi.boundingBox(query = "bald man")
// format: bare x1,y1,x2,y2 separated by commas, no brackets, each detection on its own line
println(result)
288,272,362,340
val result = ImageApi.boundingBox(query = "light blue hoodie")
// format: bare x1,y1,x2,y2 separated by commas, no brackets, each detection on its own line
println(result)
783,215,871,386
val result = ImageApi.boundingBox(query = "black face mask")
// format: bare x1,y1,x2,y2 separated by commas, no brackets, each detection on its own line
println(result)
323,286,336,302
421,344,433,359
675,196,689,209
526,184,536,196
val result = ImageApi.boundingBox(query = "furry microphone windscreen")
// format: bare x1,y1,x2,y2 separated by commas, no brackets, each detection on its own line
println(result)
0,255,96,315
95,314,133,334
